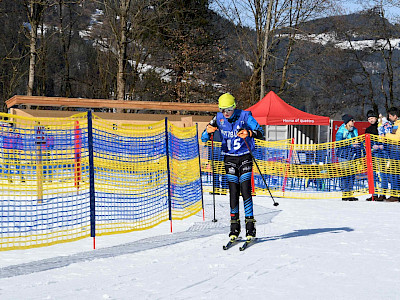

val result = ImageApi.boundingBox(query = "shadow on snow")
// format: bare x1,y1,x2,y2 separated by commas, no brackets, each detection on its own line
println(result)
255,227,354,244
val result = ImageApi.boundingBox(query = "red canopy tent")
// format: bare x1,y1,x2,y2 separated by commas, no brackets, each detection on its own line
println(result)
246,91,330,125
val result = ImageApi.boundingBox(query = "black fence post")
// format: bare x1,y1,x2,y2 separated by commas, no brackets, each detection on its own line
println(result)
87,110,96,248
165,118,172,232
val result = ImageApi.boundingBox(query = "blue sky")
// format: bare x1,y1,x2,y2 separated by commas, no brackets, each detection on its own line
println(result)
341,1,400,22
212,1,400,25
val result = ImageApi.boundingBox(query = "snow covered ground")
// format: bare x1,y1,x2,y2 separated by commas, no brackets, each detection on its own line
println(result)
1,194,400,299
280,33,400,52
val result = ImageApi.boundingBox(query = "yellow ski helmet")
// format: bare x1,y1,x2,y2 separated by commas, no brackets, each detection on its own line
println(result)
218,93,236,109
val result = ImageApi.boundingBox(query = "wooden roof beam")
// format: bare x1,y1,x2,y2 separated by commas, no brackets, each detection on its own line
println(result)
6,95,219,112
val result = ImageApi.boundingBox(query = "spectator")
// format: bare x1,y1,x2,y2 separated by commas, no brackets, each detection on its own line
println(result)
379,114,393,137
385,107,400,202
378,113,388,129
377,114,393,201
336,114,360,201
365,110,387,201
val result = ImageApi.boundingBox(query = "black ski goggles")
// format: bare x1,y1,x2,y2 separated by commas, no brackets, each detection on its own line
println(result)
219,106,234,113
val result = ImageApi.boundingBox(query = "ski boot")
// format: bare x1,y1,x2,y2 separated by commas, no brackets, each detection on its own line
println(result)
245,217,256,239
229,219,241,239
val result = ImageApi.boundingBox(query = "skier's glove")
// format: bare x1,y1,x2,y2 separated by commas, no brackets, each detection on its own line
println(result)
206,124,218,134
237,129,252,139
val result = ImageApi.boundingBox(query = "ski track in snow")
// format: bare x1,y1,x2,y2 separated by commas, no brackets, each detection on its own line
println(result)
0,202,280,279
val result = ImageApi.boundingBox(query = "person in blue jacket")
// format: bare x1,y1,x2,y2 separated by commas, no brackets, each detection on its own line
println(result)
201,93,264,239
365,110,388,201
335,114,360,201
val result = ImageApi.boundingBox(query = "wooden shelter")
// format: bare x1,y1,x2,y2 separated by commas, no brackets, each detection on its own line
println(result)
6,95,219,113
6,95,218,131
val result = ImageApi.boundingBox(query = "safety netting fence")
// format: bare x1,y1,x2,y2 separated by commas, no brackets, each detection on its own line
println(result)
200,134,400,200
2,110,399,252
0,112,203,251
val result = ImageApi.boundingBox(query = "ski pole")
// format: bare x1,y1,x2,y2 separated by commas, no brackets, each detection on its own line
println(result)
243,138,279,207
211,133,217,222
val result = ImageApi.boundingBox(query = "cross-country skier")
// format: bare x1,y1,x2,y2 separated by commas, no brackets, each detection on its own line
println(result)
201,93,264,240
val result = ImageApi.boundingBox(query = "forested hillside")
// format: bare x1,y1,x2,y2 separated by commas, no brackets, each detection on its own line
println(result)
0,1,399,119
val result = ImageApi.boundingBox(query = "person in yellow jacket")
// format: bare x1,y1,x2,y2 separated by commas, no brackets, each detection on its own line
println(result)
385,107,400,202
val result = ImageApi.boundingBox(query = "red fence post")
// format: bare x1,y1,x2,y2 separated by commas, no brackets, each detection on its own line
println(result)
365,134,375,200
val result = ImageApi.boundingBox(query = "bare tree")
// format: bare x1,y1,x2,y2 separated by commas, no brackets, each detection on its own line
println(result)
49,0,86,97
57,0,76,96
214,0,331,105
260,0,274,99
90,0,160,107
23,0,51,96
97,0,132,101
0,1,28,109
